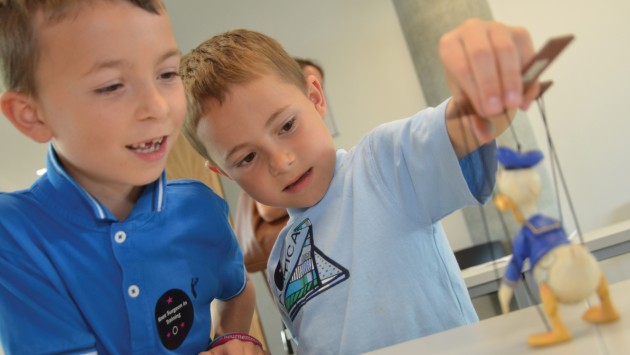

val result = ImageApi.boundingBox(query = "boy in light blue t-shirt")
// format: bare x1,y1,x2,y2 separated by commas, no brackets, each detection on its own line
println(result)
180,20,541,354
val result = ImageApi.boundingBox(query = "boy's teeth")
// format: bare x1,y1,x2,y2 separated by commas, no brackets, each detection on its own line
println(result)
129,137,164,153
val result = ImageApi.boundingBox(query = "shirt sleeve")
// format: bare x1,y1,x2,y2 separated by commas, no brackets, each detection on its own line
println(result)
214,199,248,301
0,247,97,354
363,99,497,225
459,142,497,203
216,242,247,301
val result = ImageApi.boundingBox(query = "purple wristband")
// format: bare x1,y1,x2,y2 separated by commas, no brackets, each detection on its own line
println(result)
208,332,263,350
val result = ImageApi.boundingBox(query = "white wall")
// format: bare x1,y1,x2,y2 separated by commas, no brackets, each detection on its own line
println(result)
164,0,426,151
488,0,630,234
0,111,47,192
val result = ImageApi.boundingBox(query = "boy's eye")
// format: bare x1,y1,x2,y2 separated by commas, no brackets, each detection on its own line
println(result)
281,118,296,133
95,83,123,94
237,152,256,167
159,71,180,80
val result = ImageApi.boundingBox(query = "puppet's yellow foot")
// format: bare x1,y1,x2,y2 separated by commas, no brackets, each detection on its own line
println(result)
582,305,620,324
527,329,571,347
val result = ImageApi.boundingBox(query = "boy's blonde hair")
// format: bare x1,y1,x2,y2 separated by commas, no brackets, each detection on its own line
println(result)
0,0,164,95
180,29,307,163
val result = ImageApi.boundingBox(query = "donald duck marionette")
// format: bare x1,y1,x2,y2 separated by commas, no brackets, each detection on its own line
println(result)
494,147,619,347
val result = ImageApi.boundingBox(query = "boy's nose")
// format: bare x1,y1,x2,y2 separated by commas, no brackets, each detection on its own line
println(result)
137,84,169,120
269,149,295,176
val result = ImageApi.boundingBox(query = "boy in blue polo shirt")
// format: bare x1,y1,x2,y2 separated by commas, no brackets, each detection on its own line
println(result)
0,1,264,354
179,21,540,354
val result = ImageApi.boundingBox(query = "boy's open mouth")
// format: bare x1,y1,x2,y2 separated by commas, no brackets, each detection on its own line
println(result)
283,168,312,192
127,136,165,154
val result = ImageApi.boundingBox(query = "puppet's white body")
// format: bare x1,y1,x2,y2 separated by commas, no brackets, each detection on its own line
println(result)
533,244,600,303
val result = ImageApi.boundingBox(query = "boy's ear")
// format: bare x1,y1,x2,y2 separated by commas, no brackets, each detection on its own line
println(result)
204,160,232,179
306,76,327,119
1,91,53,143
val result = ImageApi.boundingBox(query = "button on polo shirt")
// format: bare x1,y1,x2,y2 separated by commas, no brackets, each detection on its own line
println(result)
115,231,127,243
128,285,140,298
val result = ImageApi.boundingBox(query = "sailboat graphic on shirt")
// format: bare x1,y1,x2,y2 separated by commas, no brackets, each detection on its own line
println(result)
281,218,349,320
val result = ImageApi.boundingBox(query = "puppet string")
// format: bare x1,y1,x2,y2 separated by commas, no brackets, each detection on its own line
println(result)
535,97,564,222
454,99,552,331
534,96,613,353
505,112,523,152
535,95,584,243
533,96,612,353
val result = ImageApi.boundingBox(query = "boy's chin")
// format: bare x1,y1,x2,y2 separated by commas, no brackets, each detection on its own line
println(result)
133,167,166,186
289,195,326,209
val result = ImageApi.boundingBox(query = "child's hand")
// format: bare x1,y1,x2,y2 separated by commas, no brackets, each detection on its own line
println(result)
440,19,540,143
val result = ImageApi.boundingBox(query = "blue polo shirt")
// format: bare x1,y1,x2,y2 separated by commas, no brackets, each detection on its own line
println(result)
0,146,246,354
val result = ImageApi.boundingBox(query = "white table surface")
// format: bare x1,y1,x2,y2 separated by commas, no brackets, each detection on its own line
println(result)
365,278,630,355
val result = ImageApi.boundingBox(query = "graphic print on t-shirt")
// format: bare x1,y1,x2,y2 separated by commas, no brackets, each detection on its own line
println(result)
274,218,349,320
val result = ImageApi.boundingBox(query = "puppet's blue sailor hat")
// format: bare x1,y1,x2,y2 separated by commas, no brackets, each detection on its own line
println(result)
496,146,544,169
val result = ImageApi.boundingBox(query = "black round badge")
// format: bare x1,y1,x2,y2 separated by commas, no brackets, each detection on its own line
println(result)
155,289,194,350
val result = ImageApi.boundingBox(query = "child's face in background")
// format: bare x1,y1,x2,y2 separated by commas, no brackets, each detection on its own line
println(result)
199,74,336,209
32,1,185,195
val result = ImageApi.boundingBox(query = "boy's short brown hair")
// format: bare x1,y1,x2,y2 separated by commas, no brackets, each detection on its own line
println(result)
0,0,164,95
180,29,307,163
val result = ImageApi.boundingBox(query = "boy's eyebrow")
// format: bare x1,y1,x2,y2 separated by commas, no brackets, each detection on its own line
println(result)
263,105,291,129
82,48,181,77
224,105,290,161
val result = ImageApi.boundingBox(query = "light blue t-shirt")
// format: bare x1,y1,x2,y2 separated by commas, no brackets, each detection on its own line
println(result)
267,100,497,354
0,146,246,354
